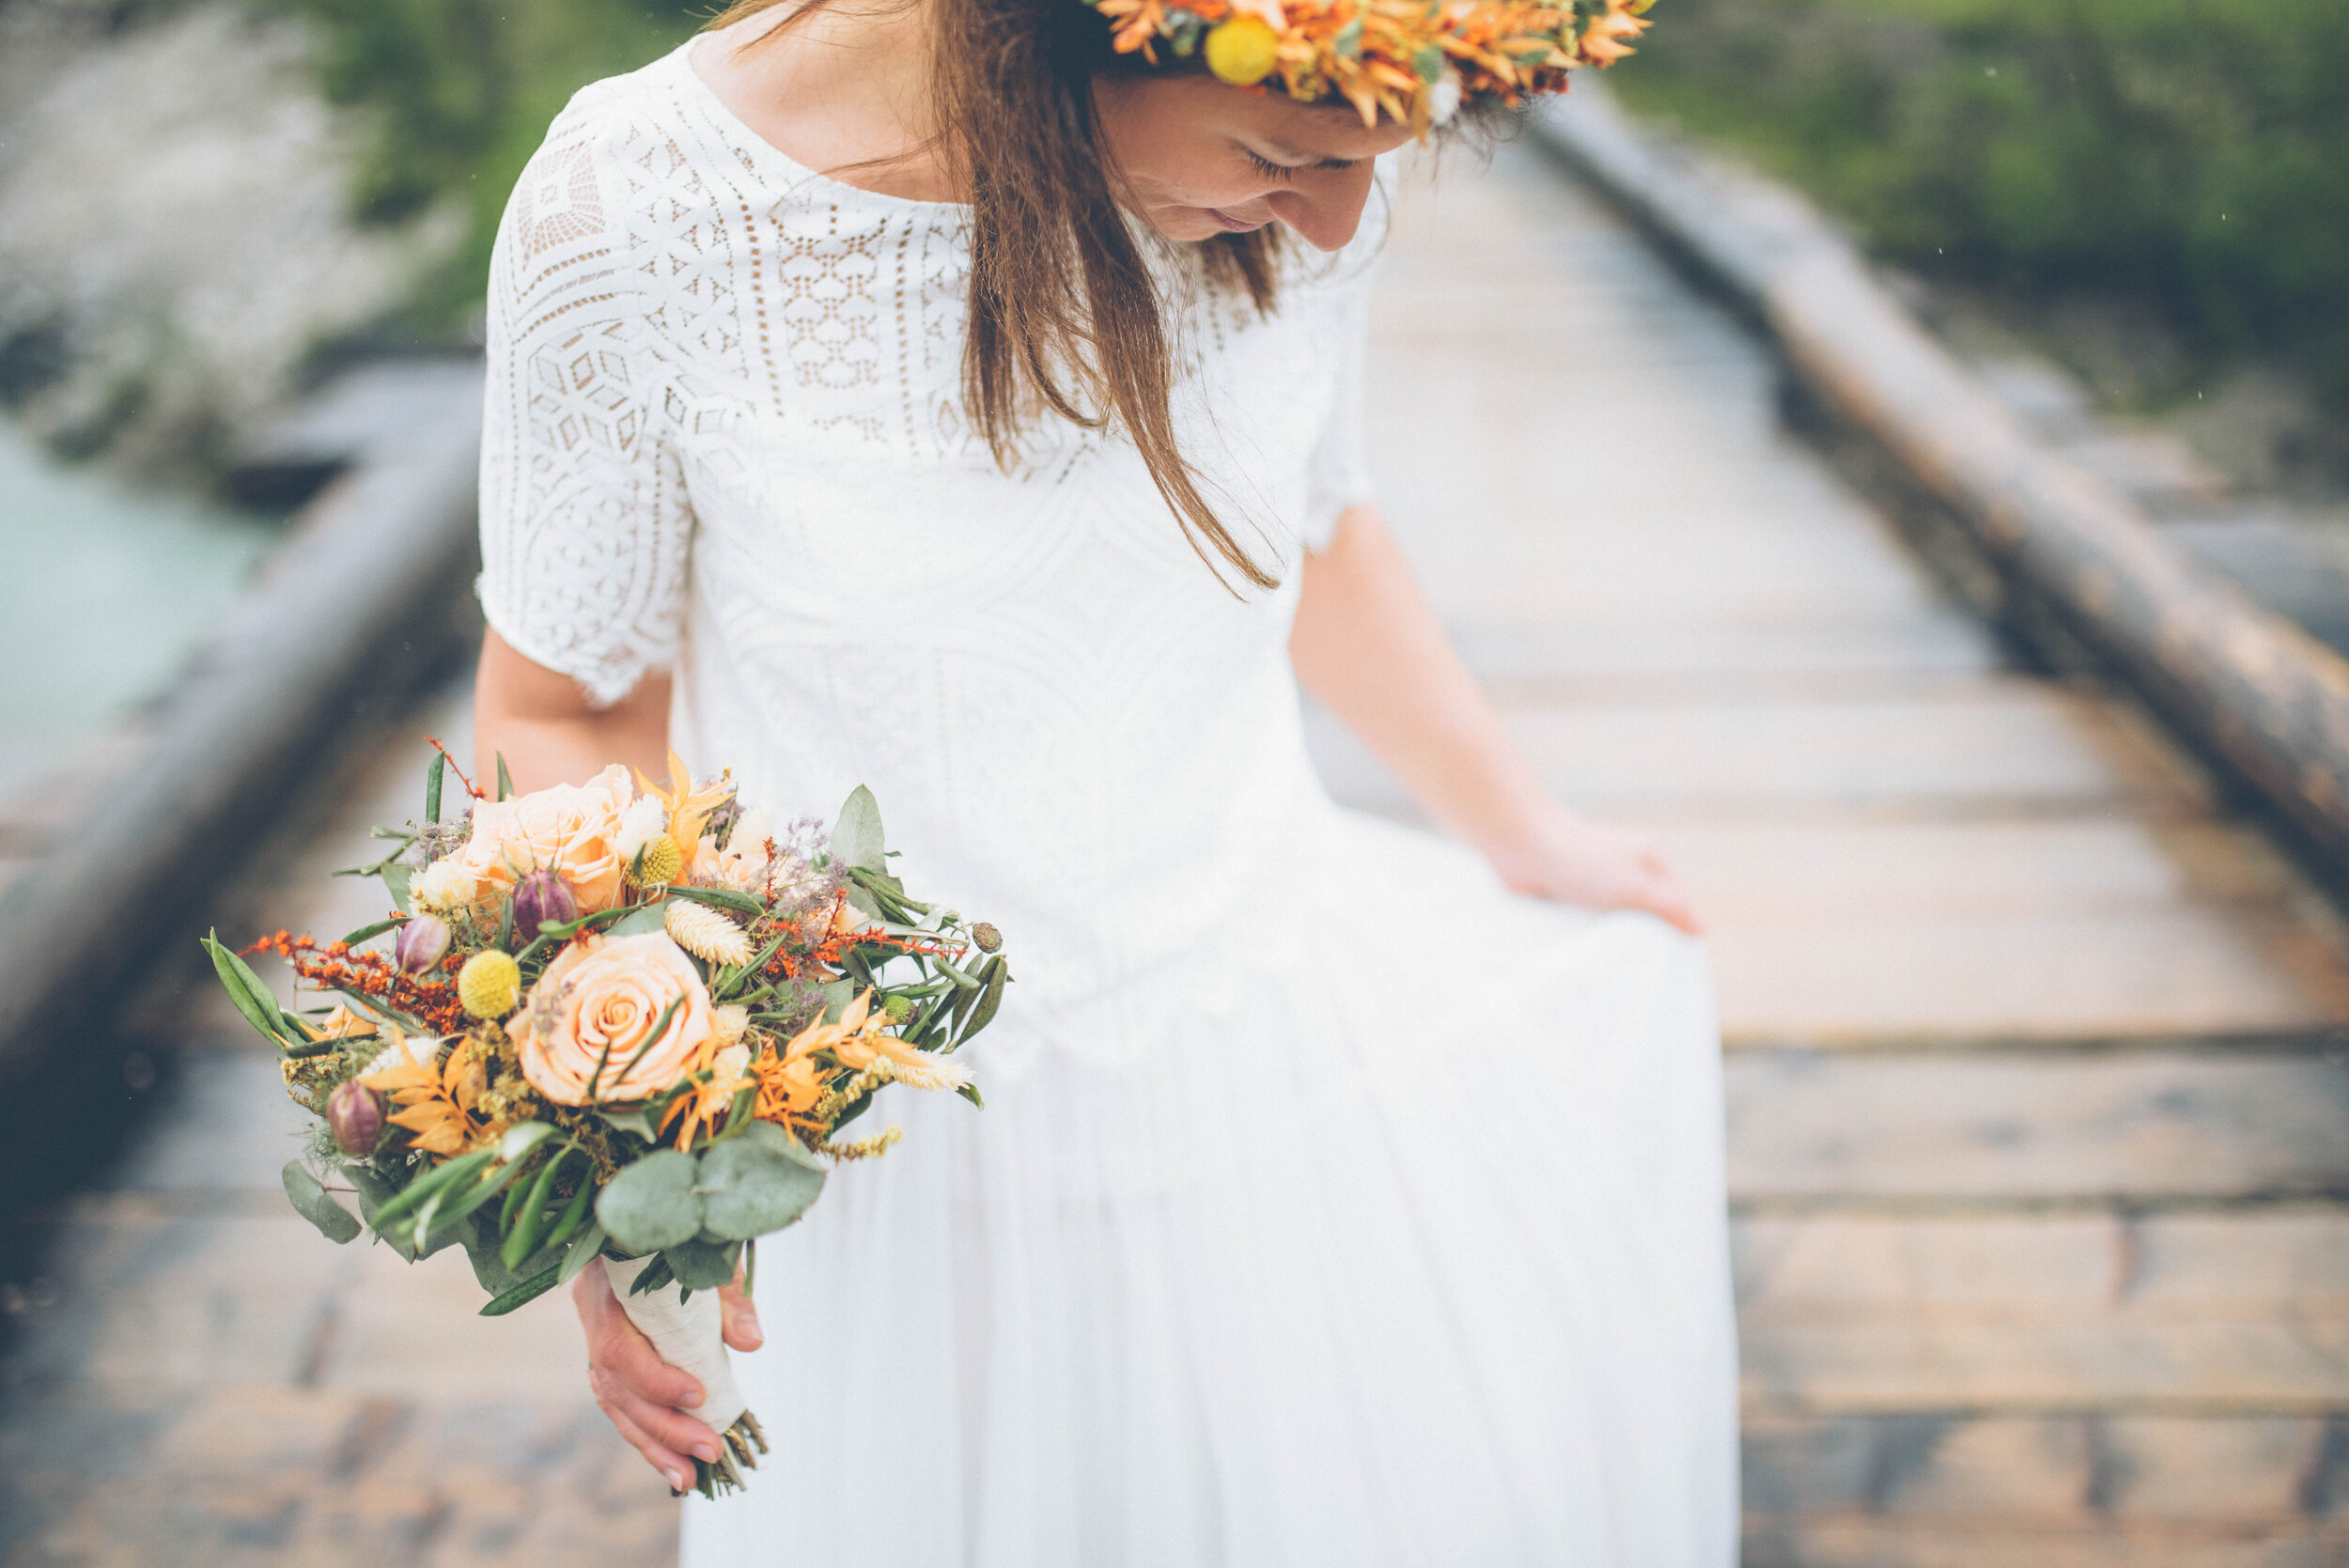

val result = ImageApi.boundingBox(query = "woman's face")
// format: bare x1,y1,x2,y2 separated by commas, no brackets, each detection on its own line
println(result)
1093,73,1419,252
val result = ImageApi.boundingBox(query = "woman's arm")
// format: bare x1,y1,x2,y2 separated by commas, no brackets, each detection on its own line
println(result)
1289,505,1700,934
472,629,673,794
473,630,765,1492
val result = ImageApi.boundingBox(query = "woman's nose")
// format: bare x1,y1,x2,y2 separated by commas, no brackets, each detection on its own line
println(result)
1268,163,1377,252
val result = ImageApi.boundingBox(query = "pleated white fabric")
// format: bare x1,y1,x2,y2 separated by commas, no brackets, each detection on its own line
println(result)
481,42,1738,1566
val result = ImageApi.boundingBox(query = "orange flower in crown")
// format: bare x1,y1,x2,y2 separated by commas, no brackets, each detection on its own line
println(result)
1083,0,1657,131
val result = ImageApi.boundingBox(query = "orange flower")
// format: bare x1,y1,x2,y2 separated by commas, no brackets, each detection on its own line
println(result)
634,750,734,870
363,1032,492,1157
511,932,716,1105
455,765,633,913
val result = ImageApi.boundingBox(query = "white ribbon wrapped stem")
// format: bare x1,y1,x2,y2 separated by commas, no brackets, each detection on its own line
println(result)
603,1253,760,1491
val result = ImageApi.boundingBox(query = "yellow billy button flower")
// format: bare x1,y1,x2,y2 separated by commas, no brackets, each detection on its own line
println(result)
1205,16,1280,85
459,950,522,1019
630,834,684,889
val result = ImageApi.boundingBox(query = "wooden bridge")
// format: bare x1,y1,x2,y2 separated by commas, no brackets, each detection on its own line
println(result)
3,138,2347,1565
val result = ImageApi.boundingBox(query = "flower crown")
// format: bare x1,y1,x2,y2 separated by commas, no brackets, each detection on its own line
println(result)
1083,0,1657,131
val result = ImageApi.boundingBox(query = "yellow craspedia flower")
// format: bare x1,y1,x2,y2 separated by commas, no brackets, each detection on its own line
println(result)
1205,16,1280,86
629,833,684,888
459,950,521,1019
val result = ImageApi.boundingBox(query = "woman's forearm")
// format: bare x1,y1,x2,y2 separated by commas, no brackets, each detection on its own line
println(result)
472,629,674,794
1289,505,1559,856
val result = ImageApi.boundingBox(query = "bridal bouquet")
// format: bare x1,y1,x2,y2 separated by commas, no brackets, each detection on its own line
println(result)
206,745,1008,1498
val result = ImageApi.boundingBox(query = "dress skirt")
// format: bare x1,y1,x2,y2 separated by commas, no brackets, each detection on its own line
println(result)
679,808,1739,1568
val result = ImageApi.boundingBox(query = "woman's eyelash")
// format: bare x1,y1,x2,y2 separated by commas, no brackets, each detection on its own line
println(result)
1244,151,1298,180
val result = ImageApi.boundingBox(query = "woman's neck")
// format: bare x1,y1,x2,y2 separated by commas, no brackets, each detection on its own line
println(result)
692,2,956,201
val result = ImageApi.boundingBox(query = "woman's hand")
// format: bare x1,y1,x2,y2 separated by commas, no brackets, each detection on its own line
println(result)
574,1258,765,1491
1481,804,1703,936
1291,506,1705,938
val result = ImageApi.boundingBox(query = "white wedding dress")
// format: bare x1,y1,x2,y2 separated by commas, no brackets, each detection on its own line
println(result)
480,40,1737,1567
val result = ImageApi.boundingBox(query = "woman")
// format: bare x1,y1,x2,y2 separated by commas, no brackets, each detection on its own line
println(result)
474,0,1736,1560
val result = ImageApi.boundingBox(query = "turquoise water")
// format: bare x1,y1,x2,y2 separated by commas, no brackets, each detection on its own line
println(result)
0,423,278,799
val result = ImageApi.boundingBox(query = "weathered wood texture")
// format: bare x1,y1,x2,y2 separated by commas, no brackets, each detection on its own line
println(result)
1333,145,2349,1560
1531,85,2349,900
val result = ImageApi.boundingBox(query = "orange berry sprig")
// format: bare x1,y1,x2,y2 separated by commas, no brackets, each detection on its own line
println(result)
246,930,471,1036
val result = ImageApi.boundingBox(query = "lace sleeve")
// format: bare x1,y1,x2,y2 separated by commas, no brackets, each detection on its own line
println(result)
476,92,692,707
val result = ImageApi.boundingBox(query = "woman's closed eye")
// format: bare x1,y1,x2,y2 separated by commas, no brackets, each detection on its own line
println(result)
1243,148,1359,181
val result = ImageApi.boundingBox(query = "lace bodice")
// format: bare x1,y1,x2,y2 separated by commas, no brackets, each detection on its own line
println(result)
478,41,1380,1065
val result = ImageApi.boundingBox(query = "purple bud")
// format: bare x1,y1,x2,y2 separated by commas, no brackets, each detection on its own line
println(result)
326,1080,386,1157
512,868,579,943
395,912,451,974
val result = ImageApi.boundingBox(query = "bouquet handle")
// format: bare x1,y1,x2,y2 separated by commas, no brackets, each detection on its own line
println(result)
604,1254,768,1495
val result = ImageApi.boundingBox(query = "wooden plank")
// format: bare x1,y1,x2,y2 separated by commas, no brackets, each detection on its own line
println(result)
1744,1413,2341,1524
1451,615,1998,695
1712,907,2349,1044
1534,85,2349,893
1726,1050,2349,1201
1735,1211,2349,1411
1743,1517,2349,1568
1307,683,2200,822
1658,819,2291,924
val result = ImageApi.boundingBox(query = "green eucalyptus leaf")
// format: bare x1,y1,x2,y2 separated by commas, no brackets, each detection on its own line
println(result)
818,979,854,1022
596,1149,704,1253
663,1236,741,1291
739,1118,824,1166
282,1161,360,1244
696,1126,826,1240
830,785,886,872
606,901,670,939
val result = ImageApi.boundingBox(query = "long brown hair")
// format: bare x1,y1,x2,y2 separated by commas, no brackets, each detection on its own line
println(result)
703,0,1286,588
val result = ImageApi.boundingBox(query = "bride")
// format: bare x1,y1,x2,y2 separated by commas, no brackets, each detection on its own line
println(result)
471,0,1737,1560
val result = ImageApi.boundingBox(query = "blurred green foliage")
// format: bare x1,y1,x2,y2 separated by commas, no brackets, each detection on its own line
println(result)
1612,0,2349,403
287,0,706,321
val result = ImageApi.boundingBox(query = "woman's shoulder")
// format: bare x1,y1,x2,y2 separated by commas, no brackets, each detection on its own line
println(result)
513,40,776,234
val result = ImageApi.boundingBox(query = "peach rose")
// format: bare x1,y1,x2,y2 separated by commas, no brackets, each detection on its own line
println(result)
513,932,715,1105
455,764,632,912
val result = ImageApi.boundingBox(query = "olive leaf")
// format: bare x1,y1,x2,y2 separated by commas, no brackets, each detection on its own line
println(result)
282,1161,361,1244
696,1123,826,1240
479,1266,562,1317
556,1219,609,1287
382,861,413,915
830,785,886,873
596,1148,704,1253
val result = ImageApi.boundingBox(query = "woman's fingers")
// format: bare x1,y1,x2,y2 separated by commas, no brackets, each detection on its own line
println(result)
719,1276,764,1352
573,1258,723,1484
598,1310,709,1415
589,1355,723,1464
1638,863,1703,936
599,1391,700,1493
